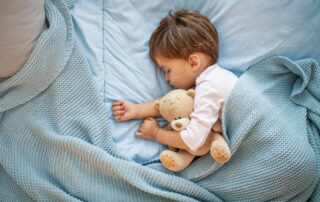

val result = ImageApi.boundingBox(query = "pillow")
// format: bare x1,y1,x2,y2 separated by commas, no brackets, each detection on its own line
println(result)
0,0,45,79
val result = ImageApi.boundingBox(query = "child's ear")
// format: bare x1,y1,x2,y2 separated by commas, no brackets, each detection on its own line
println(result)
188,54,200,71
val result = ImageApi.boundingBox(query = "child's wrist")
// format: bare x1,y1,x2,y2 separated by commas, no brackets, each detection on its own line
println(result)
153,127,160,141
134,104,144,119
133,104,139,118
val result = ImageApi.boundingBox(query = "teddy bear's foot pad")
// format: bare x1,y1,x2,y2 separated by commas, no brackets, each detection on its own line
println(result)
160,150,194,172
160,154,175,169
210,143,231,163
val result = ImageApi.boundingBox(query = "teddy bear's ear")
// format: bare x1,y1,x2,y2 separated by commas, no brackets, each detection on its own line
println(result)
187,89,195,98
155,100,160,111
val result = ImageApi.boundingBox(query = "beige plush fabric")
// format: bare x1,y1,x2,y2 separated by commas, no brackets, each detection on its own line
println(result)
0,0,45,79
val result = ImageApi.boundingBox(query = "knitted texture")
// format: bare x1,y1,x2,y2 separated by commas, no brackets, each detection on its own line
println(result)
0,0,319,201
219,56,320,201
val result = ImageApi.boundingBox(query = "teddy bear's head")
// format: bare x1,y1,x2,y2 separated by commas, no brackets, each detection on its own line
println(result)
155,89,195,131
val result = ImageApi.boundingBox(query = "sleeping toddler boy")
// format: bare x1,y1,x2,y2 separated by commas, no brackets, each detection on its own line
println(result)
112,9,238,169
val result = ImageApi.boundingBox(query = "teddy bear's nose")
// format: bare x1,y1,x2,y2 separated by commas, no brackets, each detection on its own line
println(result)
175,123,182,128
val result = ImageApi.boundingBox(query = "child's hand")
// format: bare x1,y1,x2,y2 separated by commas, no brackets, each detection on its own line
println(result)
112,99,137,121
136,117,160,141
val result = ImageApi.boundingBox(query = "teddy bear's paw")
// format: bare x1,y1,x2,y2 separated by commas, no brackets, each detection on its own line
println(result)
210,142,231,163
160,150,194,172
160,153,176,169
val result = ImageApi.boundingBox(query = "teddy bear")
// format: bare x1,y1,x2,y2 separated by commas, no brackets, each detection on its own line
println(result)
155,89,231,172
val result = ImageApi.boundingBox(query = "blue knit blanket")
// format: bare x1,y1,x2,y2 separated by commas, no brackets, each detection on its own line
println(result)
0,0,319,201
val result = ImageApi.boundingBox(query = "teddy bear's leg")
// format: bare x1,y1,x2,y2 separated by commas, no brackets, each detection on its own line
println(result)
210,132,231,163
160,150,195,172
212,121,222,133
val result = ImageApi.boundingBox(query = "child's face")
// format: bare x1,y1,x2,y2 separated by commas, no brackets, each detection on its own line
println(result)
156,56,199,90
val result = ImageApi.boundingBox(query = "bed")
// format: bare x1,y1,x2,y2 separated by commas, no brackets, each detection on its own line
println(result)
0,0,319,201
71,0,320,164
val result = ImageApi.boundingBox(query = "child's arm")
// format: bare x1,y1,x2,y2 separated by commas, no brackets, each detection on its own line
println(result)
112,98,161,121
136,117,189,150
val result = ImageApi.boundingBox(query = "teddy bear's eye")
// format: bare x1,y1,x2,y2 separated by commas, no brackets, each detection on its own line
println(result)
178,117,181,119
174,118,177,120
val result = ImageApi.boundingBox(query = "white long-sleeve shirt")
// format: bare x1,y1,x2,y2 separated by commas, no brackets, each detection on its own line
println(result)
180,64,238,151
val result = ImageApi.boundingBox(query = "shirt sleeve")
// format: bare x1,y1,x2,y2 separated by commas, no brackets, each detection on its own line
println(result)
180,78,224,151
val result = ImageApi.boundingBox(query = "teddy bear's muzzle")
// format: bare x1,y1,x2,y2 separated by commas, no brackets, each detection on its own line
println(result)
171,118,190,131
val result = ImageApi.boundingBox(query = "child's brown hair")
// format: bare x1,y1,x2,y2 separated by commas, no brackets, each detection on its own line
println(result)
149,9,219,66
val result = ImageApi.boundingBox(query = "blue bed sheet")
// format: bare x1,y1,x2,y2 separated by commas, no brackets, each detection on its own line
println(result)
70,0,320,164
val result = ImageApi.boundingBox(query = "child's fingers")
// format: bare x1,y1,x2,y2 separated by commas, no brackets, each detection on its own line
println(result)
114,115,124,122
135,132,142,137
112,105,123,111
146,117,155,121
112,100,125,106
113,110,124,116
112,101,120,106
